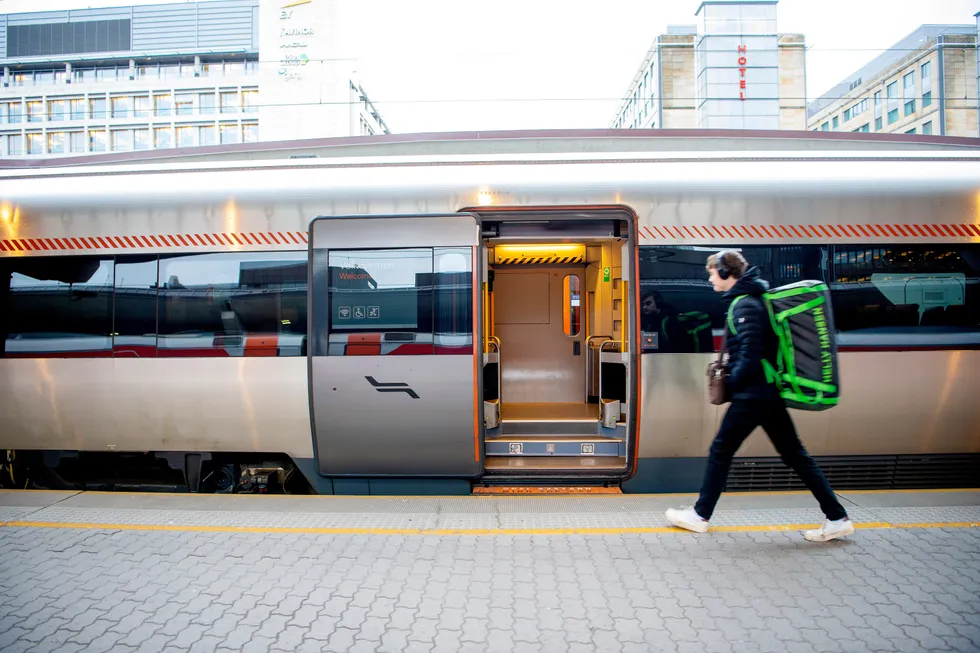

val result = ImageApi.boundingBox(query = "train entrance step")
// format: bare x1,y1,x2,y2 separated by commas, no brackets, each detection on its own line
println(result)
471,485,622,495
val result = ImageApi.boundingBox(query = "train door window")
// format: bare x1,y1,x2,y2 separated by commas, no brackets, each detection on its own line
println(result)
562,274,581,337
113,256,159,358
326,247,473,356
830,245,980,341
0,256,114,358
156,251,307,357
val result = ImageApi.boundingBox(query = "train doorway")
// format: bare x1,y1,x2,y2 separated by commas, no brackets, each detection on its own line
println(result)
475,208,639,481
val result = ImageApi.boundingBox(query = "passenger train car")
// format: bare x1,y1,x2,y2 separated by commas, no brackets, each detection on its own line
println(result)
0,130,978,495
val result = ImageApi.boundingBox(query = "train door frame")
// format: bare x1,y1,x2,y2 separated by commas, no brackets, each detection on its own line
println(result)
307,213,485,478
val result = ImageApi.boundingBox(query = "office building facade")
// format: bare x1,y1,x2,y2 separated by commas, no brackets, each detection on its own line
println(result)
807,25,978,137
0,0,388,158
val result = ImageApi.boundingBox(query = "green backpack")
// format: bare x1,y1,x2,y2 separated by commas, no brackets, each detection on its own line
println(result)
727,280,840,411
664,311,713,353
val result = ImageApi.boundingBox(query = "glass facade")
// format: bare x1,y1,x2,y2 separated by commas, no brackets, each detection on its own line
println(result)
696,2,780,130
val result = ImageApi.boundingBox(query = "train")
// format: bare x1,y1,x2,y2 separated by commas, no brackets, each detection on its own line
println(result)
0,129,978,495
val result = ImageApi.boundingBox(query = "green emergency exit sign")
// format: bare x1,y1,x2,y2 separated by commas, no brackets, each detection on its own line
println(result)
602,267,611,282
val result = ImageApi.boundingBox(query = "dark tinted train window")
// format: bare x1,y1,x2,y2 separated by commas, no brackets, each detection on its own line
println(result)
157,252,307,357
113,257,158,358
638,245,827,352
831,245,980,338
0,256,114,357
327,247,473,356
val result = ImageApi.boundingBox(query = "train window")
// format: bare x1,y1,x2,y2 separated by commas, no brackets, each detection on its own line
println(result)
638,245,827,352
0,256,114,358
157,252,308,358
113,256,158,358
830,245,980,344
562,274,581,337
326,247,473,356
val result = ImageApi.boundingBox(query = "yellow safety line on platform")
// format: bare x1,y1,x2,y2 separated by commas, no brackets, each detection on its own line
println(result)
0,520,977,535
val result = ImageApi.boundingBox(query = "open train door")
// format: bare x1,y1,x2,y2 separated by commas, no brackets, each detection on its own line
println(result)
308,214,484,477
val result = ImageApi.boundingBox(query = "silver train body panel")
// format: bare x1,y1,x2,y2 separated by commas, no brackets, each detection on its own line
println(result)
1,133,979,473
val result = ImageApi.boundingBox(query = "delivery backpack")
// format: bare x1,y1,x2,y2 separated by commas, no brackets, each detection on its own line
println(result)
727,280,840,411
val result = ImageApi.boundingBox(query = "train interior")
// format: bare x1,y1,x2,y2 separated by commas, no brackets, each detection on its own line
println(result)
479,216,634,478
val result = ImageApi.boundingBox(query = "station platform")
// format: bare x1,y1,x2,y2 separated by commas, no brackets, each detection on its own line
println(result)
1,488,978,652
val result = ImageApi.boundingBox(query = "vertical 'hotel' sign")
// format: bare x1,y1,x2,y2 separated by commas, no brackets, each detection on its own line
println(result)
738,45,747,100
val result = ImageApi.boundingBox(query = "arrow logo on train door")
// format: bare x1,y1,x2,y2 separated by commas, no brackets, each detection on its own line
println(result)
365,376,420,399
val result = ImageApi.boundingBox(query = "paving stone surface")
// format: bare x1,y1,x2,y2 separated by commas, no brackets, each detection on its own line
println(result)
1,522,978,652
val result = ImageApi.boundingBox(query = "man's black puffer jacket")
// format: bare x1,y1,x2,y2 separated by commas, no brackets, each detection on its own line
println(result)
723,267,780,401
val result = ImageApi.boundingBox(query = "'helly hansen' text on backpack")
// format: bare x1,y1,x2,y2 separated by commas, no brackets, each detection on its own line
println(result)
727,280,840,411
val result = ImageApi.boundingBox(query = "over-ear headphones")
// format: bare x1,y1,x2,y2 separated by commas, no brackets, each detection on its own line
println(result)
716,250,732,280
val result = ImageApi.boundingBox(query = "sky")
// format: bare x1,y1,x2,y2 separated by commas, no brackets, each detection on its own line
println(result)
2,0,977,132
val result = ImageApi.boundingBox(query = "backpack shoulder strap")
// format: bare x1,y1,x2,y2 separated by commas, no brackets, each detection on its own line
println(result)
726,295,746,335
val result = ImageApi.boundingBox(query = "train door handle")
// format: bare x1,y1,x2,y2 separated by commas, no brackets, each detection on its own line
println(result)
573,341,581,356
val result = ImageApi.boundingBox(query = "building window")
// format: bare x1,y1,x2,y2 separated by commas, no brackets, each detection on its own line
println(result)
242,122,258,143
852,123,870,133
903,72,915,116
134,96,151,118
111,96,132,119
821,122,829,131
175,94,195,116
219,123,239,144
875,117,882,131
48,100,67,122
8,102,23,124
27,133,44,154
886,82,898,124
199,93,216,115
176,125,196,148
199,125,217,146
111,129,133,151
70,99,86,121
220,92,238,114
154,94,173,117
47,132,66,154
6,134,23,156
26,101,44,123
154,127,173,149
156,252,308,358
134,128,150,150
69,131,86,153
832,116,839,129
922,121,933,135
922,91,932,108
242,90,258,113
904,128,915,135
90,97,107,120
89,129,107,152
0,256,114,358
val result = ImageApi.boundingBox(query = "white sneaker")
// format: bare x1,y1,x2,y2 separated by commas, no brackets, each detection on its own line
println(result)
665,507,709,533
804,518,855,542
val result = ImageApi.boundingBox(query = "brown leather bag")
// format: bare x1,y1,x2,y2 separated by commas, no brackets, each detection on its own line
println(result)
707,328,729,405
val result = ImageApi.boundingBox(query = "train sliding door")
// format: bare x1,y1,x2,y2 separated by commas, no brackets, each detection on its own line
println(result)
308,214,483,477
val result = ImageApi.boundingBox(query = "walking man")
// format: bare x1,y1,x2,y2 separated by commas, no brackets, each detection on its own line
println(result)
665,250,855,542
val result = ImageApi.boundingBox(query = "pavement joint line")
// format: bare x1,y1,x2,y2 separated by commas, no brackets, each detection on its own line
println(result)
0,519,977,535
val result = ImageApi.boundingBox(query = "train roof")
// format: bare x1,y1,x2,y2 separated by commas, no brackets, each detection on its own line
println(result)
2,128,980,173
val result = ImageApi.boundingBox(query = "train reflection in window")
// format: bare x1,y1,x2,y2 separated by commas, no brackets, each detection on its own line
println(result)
0,256,114,358
327,247,472,356
156,251,308,357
